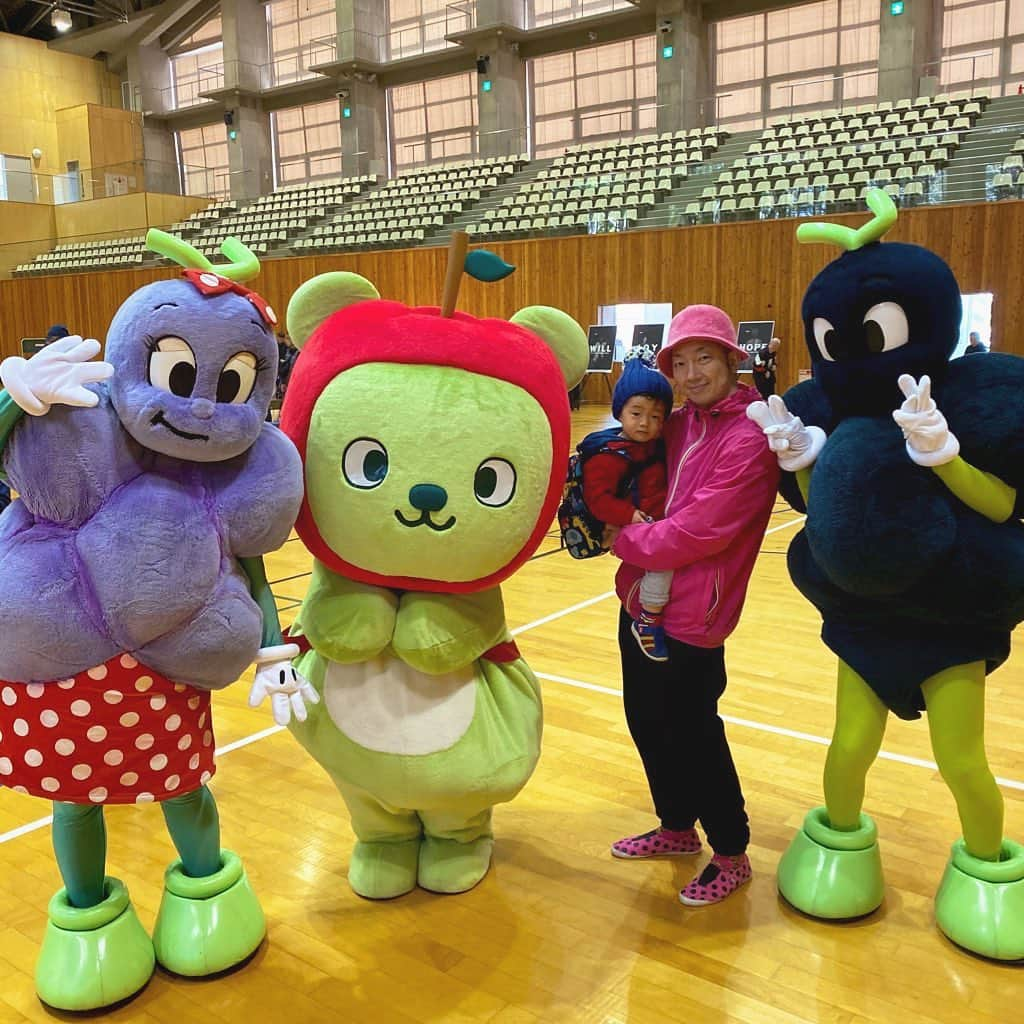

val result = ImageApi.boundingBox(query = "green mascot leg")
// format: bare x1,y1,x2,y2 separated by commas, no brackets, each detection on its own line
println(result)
777,660,887,919
152,786,266,976
417,806,494,894
336,780,422,899
925,662,1024,959
37,804,154,1011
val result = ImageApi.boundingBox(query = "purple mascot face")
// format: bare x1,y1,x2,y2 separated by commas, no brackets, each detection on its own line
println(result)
106,277,278,462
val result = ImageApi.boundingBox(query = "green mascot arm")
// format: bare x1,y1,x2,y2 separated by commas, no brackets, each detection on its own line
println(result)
0,390,26,481
392,588,510,675
932,457,1017,523
238,556,285,648
299,560,398,664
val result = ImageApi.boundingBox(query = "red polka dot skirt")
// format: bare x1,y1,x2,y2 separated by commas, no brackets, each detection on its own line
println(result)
0,653,217,805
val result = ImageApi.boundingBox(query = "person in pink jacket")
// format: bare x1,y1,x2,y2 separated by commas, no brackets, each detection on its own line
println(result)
607,304,780,906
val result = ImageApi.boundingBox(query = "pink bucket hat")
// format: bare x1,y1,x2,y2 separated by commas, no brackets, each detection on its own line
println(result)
657,304,746,375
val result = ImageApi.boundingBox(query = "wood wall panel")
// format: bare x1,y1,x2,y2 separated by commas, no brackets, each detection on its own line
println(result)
3,200,1023,393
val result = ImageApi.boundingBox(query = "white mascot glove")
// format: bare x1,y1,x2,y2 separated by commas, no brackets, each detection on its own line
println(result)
892,374,959,467
247,643,320,726
747,394,826,472
0,336,114,416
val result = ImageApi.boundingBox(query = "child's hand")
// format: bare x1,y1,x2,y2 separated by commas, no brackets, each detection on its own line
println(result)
631,509,652,524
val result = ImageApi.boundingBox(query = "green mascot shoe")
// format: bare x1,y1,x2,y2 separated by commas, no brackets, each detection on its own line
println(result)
777,806,884,919
153,850,265,976
36,877,154,1011
935,838,1024,961
418,835,494,894
349,838,420,899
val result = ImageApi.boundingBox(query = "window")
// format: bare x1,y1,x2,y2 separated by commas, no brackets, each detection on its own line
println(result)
267,0,336,86
274,99,343,184
178,125,230,199
172,43,224,108
529,36,657,158
712,1,879,129
390,72,478,170
387,0,454,60
940,0,1023,95
530,0,635,28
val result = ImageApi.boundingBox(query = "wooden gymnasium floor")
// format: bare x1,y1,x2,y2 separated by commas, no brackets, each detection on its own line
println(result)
0,406,1022,1024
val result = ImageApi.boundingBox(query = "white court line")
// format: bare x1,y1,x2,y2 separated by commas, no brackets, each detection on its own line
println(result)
536,672,1024,794
0,509,810,846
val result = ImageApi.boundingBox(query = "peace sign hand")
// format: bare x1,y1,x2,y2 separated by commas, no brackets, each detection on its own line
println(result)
747,394,826,471
892,374,959,466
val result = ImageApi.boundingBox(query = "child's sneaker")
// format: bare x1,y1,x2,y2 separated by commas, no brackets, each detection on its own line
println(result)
679,853,752,906
611,827,701,859
631,618,669,662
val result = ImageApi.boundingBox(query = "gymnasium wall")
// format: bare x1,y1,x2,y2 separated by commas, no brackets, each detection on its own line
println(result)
1,198,1020,394
0,32,122,178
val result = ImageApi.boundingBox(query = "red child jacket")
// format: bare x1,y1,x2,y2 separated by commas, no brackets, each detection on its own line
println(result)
581,437,667,527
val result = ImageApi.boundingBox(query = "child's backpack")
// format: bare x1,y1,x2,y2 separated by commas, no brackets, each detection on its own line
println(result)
558,428,661,559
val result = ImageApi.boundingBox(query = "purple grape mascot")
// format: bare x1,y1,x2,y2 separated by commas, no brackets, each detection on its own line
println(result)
0,230,305,1010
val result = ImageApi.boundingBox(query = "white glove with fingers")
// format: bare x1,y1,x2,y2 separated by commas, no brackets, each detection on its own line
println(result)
247,643,320,726
892,374,959,467
747,394,826,472
0,336,113,416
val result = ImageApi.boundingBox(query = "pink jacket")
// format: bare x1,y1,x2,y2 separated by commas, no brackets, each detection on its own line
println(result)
613,384,779,648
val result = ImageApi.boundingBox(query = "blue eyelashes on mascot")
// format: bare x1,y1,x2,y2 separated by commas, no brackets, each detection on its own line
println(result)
0,230,303,1009
748,189,1024,960
266,235,587,900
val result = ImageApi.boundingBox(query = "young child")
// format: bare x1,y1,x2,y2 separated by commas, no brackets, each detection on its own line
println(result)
582,357,674,661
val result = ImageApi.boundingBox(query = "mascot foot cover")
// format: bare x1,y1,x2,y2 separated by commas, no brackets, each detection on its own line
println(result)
777,806,884,919
36,877,154,1011
349,839,421,899
153,850,265,976
418,834,494,894
935,838,1024,961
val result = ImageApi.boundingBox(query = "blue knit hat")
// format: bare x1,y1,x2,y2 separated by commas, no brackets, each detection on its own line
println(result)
612,356,674,420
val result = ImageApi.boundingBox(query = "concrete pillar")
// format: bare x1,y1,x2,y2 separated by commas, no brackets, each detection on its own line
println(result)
124,43,180,193
877,0,938,104
475,34,527,158
655,0,710,133
340,81,388,177
220,0,272,200
337,0,387,62
474,0,527,28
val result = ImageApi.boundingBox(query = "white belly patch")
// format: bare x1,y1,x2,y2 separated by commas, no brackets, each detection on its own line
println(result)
322,656,477,755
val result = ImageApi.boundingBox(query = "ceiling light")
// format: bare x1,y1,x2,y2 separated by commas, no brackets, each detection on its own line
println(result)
52,6,72,32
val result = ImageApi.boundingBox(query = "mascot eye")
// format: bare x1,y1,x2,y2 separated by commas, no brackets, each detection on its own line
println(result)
812,318,837,362
474,458,516,507
217,352,258,404
149,337,197,397
343,438,389,489
862,302,909,354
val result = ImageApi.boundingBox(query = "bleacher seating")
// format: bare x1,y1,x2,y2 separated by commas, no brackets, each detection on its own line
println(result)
473,128,724,239
16,90,1024,279
294,157,524,253
689,93,986,225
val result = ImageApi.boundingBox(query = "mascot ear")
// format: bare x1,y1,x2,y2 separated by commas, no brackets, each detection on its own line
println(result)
286,272,380,349
510,306,588,389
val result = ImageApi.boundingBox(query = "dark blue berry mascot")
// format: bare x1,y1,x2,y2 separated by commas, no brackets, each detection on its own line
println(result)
748,188,1024,959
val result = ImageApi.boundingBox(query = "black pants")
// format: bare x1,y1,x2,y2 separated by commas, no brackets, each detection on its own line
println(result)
618,609,749,855
754,374,775,401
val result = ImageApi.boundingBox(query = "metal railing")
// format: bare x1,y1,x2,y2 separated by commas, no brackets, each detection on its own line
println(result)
396,126,528,171
264,36,339,87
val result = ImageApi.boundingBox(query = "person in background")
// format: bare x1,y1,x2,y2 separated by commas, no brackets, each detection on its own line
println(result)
752,336,781,399
964,330,989,355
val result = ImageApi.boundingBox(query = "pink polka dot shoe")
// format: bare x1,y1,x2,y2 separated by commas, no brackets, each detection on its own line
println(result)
679,853,752,906
611,827,702,859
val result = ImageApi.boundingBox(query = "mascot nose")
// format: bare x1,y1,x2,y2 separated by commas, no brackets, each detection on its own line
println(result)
191,398,215,420
409,484,448,512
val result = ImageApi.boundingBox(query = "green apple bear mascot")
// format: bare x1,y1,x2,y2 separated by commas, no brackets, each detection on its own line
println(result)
265,238,587,898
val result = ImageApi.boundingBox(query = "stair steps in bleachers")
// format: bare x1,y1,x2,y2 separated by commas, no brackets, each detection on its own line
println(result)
934,95,1024,204
633,131,760,231
427,158,558,245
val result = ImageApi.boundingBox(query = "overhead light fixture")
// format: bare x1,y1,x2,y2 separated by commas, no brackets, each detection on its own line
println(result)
51,5,72,32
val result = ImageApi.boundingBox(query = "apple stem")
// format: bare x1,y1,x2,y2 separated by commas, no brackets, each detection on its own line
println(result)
441,230,469,318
